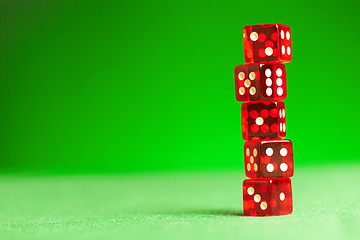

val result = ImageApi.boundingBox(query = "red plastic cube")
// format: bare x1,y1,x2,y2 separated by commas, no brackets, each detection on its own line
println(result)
241,101,286,140
243,24,292,63
244,139,293,178
243,178,293,216
234,63,287,102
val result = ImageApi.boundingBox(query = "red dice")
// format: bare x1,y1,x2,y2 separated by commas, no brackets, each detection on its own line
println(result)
243,24,292,63
243,178,293,216
235,24,294,217
234,63,287,102
241,101,286,140
244,139,293,178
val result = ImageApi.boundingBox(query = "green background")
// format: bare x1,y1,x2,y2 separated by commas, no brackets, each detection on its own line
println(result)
0,0,359,173
0,1,360,239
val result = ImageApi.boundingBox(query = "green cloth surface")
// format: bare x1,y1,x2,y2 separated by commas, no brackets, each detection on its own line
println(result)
0,164,359,240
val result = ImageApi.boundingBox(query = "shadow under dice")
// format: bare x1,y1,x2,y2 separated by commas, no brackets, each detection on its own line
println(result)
234,63,287,102
241,101,286,140
244,139,293,178
243,24,292,63
243,178,293,216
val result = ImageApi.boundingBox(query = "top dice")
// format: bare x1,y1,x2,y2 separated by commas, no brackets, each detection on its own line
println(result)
243,24,292,63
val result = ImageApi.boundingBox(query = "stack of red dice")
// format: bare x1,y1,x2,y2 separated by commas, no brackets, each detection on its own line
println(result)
234,24,294,216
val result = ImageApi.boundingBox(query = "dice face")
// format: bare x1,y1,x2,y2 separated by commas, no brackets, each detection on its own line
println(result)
243,178,293,216
235,63,287,102
234,64,260,102
244,143,260,178
241,101,286,140
244,140,293,178
278,25,292,62
243,24,292,63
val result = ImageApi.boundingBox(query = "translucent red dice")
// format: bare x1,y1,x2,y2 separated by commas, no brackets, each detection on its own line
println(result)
234,63,287,102
244,139,293,178
243,178,293,216
241,101,286,140
243,24,292,63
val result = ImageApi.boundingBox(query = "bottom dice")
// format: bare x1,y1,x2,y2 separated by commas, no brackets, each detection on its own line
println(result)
243,178,292,216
